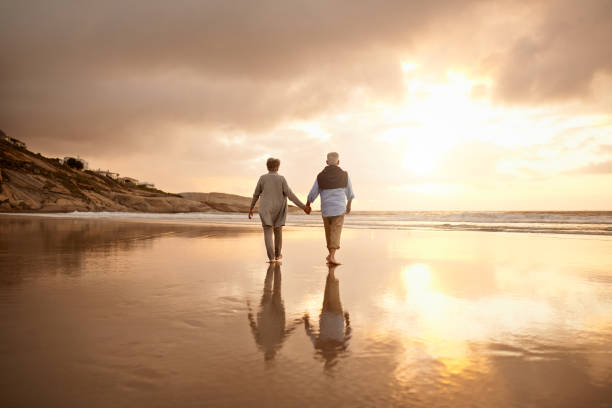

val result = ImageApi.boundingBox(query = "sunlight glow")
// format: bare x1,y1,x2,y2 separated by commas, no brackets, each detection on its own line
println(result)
182,63,612,210
391,183,462,195
218,135,245,146
290,121,331,141
400,61,419,73
402,263,432,294
401,146,439,175
373,65,612,185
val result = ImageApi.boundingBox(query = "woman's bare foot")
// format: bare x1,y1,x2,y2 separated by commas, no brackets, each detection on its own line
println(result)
275,254,283,261
326,255,331,263
267,259,276,263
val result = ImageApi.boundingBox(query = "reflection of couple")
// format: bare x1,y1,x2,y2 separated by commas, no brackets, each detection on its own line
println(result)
249,152,355,265
247,262,299,361
303,264,352,369
247,263,351,367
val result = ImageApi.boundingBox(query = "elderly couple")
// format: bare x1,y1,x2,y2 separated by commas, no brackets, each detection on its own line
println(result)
248,152,355,265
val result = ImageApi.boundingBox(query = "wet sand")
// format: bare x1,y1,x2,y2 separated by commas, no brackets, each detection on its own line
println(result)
1,215,612,407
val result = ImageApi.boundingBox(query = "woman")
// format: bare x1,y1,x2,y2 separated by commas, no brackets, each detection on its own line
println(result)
249,157,310,262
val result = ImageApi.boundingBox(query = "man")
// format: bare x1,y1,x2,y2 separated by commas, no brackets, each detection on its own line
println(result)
306,152,355,265
303,264,351,369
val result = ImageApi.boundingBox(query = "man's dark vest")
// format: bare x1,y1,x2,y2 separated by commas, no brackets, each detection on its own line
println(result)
317,165,348,190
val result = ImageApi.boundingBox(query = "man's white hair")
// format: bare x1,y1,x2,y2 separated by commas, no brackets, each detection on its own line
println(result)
326,152,339,165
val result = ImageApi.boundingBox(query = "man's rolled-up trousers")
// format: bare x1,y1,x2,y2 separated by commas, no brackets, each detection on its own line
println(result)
323,214,344,249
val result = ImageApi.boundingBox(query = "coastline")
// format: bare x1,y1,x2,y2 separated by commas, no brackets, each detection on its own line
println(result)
3,211,612,238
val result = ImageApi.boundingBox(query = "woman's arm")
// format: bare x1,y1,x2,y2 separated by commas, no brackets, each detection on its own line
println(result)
249,177,263,219
282,177,306,210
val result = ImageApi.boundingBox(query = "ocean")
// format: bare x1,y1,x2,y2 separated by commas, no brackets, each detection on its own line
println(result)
8,210,612,236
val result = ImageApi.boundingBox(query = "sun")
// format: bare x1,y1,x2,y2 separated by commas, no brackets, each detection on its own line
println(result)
383,69,489,177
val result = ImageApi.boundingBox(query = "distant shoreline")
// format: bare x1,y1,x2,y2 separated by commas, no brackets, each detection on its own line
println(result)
3,211,611,237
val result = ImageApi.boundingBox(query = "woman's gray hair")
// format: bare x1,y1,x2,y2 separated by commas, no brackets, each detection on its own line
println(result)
327,152,339,165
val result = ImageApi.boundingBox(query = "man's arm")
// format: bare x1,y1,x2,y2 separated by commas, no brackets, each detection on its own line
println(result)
345,176,355,214
305,179,320,210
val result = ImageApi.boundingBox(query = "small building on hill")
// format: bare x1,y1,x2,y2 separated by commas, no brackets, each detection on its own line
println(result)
118,177,139,185
11,138,26,149
94,169,120,180
0,130,27,149
137,181,155,189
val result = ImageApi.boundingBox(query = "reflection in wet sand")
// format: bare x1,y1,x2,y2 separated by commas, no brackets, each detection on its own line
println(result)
0,216,255,284
303,264,351,370
1,215,612,407
247,263,300,361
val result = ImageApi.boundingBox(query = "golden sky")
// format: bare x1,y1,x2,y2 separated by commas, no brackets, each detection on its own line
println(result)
1,0,611,210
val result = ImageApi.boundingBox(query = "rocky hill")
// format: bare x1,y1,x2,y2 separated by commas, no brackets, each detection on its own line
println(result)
0,138,256,213
180,192,302,214
179,192,254,212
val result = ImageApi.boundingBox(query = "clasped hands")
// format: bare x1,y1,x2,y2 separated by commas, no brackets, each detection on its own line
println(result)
248,206,311,218
249,204,348,217
303,203,351,215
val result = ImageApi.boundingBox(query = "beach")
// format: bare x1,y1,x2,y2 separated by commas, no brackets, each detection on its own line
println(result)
1,214,612,407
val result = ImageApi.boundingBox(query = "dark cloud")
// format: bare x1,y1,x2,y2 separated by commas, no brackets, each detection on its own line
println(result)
0,1,477,80
0,0,484,154
493,0,612,103
0,59,407,158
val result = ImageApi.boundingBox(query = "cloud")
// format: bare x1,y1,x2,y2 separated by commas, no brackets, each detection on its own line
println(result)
570,160,612,175
0,1,481,80
0,0,486,154
492,0,612,103
599,145,612,153
2,0,611,155
1,0,611,208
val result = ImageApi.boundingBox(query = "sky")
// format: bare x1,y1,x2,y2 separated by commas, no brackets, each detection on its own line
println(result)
1,0,611,210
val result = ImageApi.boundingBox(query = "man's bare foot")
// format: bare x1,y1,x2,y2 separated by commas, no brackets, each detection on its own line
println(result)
275,255,283,261
327,257,341,265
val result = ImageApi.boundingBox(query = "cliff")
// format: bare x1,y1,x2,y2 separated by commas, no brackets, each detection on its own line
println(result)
0,138,254,213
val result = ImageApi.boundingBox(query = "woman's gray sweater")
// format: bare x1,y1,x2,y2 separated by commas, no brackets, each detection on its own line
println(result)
250,172,306,227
